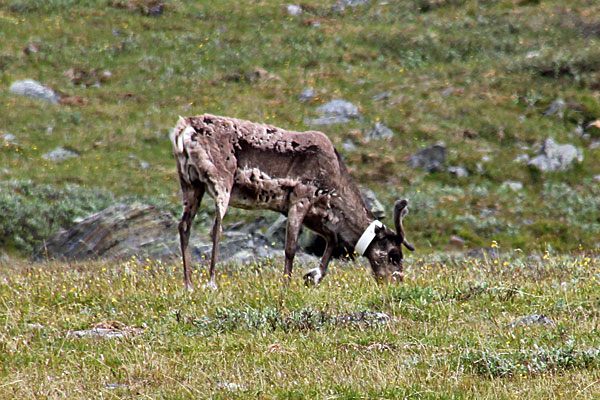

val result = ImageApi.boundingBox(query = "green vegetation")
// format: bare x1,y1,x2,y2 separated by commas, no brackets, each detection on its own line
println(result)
0,0,599,254
1,1,600,396
1,253,600,398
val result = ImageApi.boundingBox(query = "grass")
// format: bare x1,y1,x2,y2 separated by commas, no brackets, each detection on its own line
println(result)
1,251,600,398
0,0,599,254
1,2,600,396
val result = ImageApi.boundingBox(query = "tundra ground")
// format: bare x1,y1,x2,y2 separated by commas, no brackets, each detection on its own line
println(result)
1,252,599,398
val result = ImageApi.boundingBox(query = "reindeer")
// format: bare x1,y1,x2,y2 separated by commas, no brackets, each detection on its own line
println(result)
171,114,414,290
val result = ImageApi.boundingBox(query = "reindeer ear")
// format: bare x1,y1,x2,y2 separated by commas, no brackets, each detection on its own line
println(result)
394,199,415,251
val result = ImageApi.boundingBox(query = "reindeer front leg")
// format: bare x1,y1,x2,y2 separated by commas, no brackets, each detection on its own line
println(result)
283,197,312,283
304,233,335,286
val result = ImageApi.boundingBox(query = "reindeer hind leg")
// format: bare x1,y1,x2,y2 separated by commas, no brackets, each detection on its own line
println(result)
206,185,232,290
179,183,205,292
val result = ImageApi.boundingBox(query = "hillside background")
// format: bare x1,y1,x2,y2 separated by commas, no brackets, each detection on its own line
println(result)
1,0,600,256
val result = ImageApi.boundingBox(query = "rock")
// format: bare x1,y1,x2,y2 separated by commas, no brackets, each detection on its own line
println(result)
333,0,371,10
306,99,360,126
449,235,465,248
298,88,315,102
372,91,391,101
465,247,500,261
359,186,385,219
265,215,288,247
247,66,283,83
594,175,600,182
68,322,143,339
527,138,583,172
365,121,394,141
505,314,555,328
9,79,60,104
42,147,80,162
441,87,462,97
544,99,566,117
341,140,357,152
316,99,360,118
448,166,468,178
286,4,302,16
64,67,112,87
407,143,446,172
514,153,530,163
39,203,183,262
500,181,523,191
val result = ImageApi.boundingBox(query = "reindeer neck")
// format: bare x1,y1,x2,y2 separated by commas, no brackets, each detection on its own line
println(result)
329,180,376,249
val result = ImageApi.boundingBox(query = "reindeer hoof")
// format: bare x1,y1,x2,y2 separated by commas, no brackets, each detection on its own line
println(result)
303,268,323,286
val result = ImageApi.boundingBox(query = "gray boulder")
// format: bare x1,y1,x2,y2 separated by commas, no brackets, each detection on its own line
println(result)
9,79,60,104
527,138,583,172
408,144,446,172
39,203,182,262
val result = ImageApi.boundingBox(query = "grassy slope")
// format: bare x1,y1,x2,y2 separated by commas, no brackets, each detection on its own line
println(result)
1,253,600,398
0,0,599,253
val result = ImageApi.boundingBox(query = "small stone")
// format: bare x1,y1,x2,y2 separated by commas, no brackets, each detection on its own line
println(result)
359,186,385,219
448,166,468,178
140,161,150,169
341,140,357,152
594,175,600,182
449,235,465,248
9,79,60,104
315,99,360,118
505,314,555,328
3,133,16,143
372,91,392,101
286,4,302,16
365,121,394,141
544,99,566,117
408,144,446,172
298,88,315,102
306,99,360,126
500,181,523,191
514,153,529,163
42,147,80,162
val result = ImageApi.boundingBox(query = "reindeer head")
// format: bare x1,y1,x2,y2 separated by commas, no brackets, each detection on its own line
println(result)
365,199,415,283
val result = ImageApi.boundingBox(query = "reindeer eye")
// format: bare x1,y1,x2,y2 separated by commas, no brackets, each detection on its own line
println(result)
388,248,402,264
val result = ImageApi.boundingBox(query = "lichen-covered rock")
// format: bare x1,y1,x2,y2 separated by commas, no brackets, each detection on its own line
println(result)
40,203,182,261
